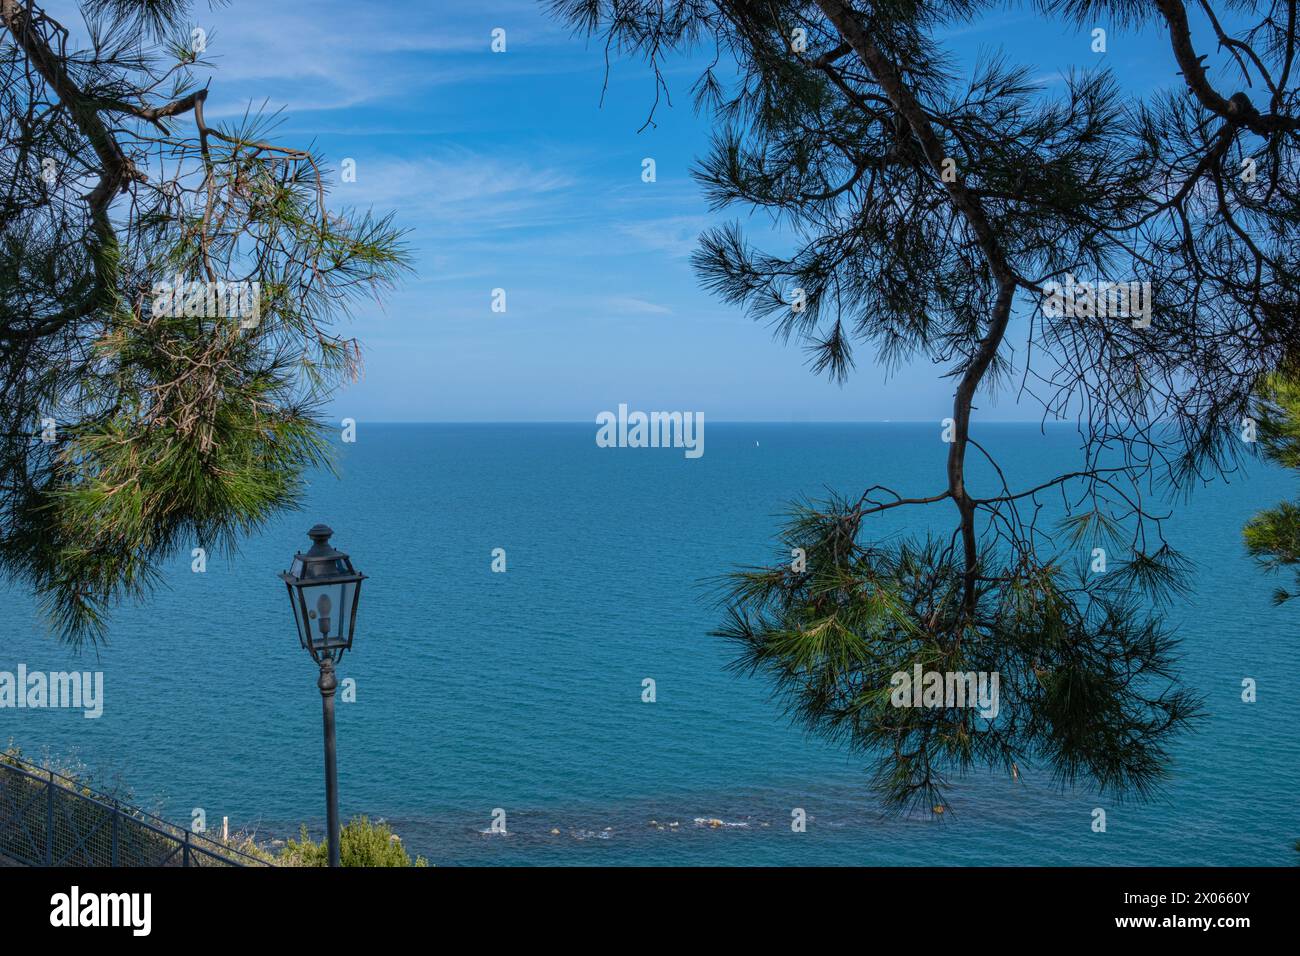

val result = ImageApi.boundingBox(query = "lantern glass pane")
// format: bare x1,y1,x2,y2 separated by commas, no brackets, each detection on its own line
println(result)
304,583,327,648
338,580,356,640
288,586,307,648
300,580,355,649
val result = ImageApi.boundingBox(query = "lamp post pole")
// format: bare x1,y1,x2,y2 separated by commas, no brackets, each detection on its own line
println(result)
318,653,341,868
280,523,365,872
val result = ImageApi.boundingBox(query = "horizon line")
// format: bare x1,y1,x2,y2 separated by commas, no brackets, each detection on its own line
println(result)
335,419,1085,425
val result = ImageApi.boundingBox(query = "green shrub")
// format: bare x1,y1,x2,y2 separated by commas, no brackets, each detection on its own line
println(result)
2,741,135,804
278,816,427,867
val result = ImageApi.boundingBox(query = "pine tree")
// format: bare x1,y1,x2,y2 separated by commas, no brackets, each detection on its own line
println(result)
1245,367,1300,603
550,0,1299,812
1,1,409,644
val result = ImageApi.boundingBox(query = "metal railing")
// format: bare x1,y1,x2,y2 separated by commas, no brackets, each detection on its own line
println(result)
0,753,272,867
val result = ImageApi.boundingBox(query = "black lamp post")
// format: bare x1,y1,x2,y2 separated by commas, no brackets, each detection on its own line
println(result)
280,524,365,868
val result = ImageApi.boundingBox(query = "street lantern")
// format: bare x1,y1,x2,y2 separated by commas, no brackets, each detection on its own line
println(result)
280,524,365,867
280,523,365,662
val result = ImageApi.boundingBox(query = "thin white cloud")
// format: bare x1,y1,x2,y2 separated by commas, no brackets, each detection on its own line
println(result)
331,153,574,230
614,216,707,260
601,296,674,315
188,0,589,117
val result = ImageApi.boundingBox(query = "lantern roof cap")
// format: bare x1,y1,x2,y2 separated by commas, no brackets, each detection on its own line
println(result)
303,524,344,561
283,524,363,583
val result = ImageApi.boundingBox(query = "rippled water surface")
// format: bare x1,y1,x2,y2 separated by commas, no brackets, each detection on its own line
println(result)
2,424,1296,865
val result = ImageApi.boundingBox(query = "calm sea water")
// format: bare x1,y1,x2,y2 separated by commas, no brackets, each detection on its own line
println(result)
1,423,1296,865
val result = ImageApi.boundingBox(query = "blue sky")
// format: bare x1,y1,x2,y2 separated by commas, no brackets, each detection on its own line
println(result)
57,1,1223,420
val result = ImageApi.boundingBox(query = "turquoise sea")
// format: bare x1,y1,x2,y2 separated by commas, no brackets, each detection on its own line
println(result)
1,423,1296,865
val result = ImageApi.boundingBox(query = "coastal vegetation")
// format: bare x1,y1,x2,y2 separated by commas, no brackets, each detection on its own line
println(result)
0,0,409,645
278,818,429,868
